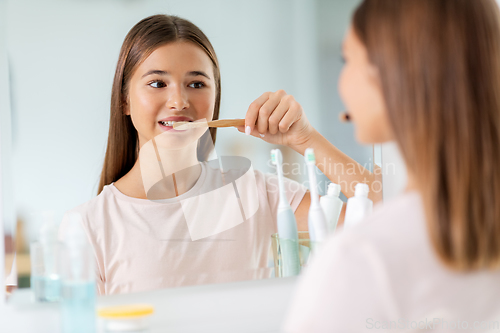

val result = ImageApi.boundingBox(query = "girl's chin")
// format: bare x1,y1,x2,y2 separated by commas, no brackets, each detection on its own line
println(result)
153,128,207,147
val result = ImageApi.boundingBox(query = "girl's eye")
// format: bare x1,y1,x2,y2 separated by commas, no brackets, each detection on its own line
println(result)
189,81,205,89
149,80,166,88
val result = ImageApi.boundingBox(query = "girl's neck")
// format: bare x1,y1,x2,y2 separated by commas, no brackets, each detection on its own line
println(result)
115,140,202,200
153,140,200,176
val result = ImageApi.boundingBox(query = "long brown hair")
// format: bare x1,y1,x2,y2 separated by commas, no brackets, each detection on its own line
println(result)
353,0,500,270
98,15,221,194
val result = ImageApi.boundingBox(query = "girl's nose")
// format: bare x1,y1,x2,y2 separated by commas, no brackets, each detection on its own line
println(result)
166,86,189,110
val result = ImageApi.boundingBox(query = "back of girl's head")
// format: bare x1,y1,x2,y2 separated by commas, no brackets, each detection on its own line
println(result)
98,15,220,195
353,0,500,270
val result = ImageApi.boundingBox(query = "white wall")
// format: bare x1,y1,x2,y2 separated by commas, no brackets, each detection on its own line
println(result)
5,0,373,243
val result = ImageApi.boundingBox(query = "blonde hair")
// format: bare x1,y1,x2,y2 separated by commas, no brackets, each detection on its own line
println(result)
353,0,500,270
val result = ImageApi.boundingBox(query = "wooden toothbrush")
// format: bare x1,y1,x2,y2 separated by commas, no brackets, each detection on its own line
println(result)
172,119,245,129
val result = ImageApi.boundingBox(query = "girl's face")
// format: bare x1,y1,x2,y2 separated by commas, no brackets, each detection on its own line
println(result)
339,26,394,144
125,41,216,147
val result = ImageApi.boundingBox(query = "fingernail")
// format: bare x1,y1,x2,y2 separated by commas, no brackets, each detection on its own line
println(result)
245,126,251,135
260,133,265,138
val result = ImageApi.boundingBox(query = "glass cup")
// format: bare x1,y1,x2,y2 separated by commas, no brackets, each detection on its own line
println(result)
30,241,62,302
271,231,318,278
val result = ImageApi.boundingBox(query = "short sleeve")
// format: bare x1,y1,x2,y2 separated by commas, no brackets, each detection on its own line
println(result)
59,211,105,295
282,232,398,332
262,171,308,214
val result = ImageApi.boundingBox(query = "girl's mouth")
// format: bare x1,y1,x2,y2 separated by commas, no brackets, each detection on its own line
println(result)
160,120,184,127
158,120,193,131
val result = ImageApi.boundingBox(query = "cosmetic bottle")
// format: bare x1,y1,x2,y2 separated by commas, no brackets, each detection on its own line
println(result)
319,183,344,233
98,304,154,332
30,211,61,302
344,183,373,229
60,213,96,333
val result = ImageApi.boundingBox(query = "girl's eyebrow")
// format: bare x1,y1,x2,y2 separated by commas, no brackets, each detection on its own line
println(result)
142,70,167,78
188,71,211,80
141,70,211,79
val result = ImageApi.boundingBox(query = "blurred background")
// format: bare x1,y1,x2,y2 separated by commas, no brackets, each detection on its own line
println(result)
0,0,372,286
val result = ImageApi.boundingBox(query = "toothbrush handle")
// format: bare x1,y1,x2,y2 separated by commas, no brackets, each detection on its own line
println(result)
308,208,329,242
277,209,299,240
277,209,301,277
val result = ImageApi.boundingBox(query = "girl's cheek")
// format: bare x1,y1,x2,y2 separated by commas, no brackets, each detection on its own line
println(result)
339,68,358,112
194,94,216,119
338,69,349,105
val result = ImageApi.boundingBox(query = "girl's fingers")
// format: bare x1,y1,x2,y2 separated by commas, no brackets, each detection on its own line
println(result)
256,90,287,134
244,90,302,138
279,100,302,133
245,92,271,135
267,98,290,135
237,125,263,138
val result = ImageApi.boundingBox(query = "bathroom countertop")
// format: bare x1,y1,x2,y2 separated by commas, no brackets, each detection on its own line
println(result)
1,276,297,333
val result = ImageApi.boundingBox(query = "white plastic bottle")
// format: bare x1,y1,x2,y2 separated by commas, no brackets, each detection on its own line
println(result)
344,183,373,229
60,213,96,333
320,183,344,233
30,211,61,302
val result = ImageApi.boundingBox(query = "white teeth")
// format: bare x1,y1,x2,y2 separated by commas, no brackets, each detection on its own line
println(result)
160,120,189,127
160,121,175,126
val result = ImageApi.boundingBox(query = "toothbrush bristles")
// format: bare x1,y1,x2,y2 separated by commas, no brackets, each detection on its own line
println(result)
271,149,277,165
305,148,316,163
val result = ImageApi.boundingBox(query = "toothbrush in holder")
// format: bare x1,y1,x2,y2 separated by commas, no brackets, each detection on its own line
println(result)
305,148,329,243
271,149,301,277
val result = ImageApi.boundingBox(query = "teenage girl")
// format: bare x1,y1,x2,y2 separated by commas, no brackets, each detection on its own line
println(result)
283,0,500,331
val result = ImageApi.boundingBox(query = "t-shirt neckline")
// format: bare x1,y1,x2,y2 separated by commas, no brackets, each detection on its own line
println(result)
108,162,207,205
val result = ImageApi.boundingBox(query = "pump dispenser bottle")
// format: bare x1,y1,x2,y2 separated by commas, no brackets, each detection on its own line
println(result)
344,183,373,229
320,183,344,233
60,213,96,333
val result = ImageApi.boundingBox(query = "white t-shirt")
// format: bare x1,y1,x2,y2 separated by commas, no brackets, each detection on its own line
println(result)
60,162,307,295
283,191,500,333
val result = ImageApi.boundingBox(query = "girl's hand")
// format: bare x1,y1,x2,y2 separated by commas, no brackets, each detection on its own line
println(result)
237,90,316,152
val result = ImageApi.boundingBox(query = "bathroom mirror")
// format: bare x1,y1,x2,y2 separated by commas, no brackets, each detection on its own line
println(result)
2,0,379,298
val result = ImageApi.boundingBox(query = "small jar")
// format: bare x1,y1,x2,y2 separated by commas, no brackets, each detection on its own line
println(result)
97,304,154,332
